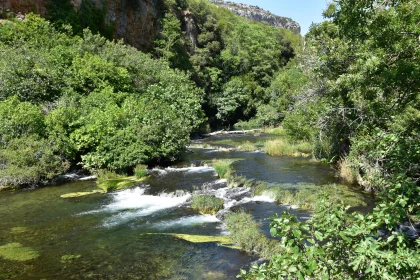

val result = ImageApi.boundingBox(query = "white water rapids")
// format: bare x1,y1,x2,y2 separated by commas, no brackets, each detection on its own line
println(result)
81,165,289,228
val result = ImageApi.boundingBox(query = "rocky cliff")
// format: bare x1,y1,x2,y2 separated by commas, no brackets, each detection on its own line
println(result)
0,0,159,51
89,0,159,51
0,0,300,51
208,0,301,34
0,0,47,17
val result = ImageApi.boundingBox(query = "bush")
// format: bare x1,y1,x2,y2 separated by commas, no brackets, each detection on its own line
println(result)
0,15,206,182
0,135,70,187
191,195,224,215
240,198,420,279
0,96,45,147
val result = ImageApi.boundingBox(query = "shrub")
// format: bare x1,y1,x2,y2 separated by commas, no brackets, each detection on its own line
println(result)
191,195,224,215
0,135,70,187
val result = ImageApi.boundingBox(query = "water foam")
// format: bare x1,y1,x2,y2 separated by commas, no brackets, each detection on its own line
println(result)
93,187,192,227
152,165,215,175
153,215,220,229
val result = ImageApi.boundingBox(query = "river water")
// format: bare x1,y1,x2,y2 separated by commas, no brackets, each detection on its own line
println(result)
0,134,373,279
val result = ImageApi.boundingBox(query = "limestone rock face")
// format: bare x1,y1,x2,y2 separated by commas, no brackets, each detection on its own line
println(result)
0,0,160,51
208,0,301,34
0,0,47,17
91,0,159,51
181,10,198,52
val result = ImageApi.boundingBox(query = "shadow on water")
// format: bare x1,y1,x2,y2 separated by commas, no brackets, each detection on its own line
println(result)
0,134,375,279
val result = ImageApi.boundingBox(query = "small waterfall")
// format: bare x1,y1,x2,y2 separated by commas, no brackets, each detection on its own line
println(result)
98,187,192,227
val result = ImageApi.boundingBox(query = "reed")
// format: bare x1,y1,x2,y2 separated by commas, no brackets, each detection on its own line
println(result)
134,164,148,179
224,211,283,259
211,159,236,178
263,139,312,157
337,157,357,184
191,195,224,215
237,141,258,152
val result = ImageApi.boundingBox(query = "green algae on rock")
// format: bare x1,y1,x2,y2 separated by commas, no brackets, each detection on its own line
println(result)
145,234,240,250
61,254,81,263
60,190,105,198
97,176,149,193
10,227,27,234
0,243,39,261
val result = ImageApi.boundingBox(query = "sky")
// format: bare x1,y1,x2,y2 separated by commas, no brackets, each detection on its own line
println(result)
227,0,331,35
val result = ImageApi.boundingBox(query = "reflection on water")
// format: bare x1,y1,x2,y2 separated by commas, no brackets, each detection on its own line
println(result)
0,134,373,279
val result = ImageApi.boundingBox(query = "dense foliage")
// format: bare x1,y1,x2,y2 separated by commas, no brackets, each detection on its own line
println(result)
241,0,420,278
0,15,204,186
155,0,299,125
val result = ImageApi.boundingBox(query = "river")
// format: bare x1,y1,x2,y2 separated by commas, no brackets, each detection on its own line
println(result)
0,134,373,279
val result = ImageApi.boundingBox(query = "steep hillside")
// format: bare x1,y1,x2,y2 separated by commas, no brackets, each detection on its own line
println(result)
208,0,301,33
0,0,301,126
0,0,160,51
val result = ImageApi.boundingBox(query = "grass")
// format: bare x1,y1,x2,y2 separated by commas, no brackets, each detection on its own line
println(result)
0,243,39,261
209,159,240,178
226,175,255,189
224,211,283,259
234,119,261,130
191,195,224,215
262,126,288,136
337,157,358,184
263,138,312,157
237,141,258,152
134,164,148,179
252,182,367,210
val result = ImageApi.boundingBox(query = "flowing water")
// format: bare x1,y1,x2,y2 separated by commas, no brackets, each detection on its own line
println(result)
0,134,373,279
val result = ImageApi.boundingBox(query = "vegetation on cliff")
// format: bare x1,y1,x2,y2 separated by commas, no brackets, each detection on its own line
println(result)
155,0,299,126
